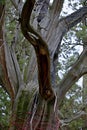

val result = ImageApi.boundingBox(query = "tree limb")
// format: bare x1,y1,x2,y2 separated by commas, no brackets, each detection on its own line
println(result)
37,0,50,23
0,3,22,103
50,0,64,19
58,48,87,105
51,6,87,81
59,103,87,127
63,6,87,30
60,111,87,127
0,4,15,102
46,0,64,42
22,0,64,88
21,0,55,101
53,6,87,61
10,0,18,10
10,0,23,17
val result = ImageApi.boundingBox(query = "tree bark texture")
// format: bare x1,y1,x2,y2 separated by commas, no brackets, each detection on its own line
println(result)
1,0,87,130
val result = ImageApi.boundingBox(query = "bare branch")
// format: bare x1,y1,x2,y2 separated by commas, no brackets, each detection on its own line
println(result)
60,111,87,127
0,3,22,103
46,0,64,42
59,103,87,127
53,6,87,61
62,6,87,30
21,0,55,101
0,5,15,102
51,0,64,18
58,48,87,105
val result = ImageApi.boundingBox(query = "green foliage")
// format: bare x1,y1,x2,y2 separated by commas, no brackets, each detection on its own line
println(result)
60,83,83,129
0,0,5,5
5,0,31,73
58,1,86,129
75,23,87,41
0,86,11,129
0,0,31,128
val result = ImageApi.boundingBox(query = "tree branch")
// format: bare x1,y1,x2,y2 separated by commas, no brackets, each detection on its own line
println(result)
46,0,64,42
10,0,23,17
60,111,87,127
0,3,22,103
59,102,87,127
51,6,87,60
53,6,87,62
37,0,50,23
58,48,87,105
21,0,55,101
51,0,64,18
51,6,87,81
63,6,87,30
10,0,18,10
5,44,23,93
0,4,15,102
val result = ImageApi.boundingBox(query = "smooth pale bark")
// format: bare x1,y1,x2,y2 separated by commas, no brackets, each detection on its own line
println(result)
58,48,87,105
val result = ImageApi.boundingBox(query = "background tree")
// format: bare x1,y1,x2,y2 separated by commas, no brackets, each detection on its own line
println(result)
0,0,87,130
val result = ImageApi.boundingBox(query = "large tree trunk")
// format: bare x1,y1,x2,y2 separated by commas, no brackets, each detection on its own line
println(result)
1,0,87,130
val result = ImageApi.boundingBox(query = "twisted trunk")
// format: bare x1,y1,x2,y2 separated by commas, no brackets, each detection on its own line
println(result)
1,0,87,130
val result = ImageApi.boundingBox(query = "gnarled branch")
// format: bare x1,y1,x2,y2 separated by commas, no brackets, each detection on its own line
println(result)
21,0,55,101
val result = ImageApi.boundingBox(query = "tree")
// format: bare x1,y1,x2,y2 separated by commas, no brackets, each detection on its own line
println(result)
0,0,87,129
